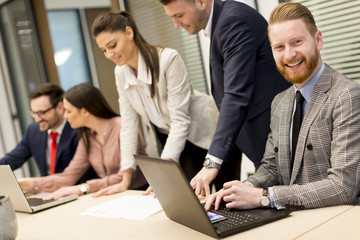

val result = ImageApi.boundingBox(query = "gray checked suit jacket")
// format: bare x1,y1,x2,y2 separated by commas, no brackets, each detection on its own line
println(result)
246,64,360,209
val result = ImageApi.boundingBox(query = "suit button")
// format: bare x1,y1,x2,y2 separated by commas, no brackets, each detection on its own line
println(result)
274,147,278,152
307,144,313,150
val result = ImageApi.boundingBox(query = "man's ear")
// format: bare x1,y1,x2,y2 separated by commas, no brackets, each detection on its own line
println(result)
57,101,64,111
196,0,207,10
315,30,323,51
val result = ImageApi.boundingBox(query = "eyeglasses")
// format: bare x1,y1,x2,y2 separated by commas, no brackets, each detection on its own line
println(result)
29,105,56,118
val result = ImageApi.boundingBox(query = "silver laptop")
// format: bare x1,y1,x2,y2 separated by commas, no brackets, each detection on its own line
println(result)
0,165,78,213
135,155,292,239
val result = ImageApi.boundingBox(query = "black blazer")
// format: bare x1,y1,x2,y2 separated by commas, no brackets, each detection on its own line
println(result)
208,0,291,168
0,121,78,176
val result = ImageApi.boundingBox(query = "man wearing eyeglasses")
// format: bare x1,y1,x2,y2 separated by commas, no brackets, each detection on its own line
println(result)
0,83,79,176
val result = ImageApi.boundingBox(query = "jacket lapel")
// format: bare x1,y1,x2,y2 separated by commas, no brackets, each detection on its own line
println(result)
290,65,332,183
39,131,48,175
211,0,222,37
125,84,164,156
278,89,295,185
125,86,151,126
209,0,222,97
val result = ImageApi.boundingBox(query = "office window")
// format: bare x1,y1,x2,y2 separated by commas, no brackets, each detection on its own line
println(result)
47,10,91,90
0,0,45,133
285,0,360,83
125,0,208,93
0,0,47,176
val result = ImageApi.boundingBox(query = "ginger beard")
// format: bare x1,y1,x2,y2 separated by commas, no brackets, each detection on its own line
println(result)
277,48,319,85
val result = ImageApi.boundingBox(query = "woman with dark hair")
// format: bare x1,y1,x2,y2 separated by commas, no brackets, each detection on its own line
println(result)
92,11,218,194
19,83,147,199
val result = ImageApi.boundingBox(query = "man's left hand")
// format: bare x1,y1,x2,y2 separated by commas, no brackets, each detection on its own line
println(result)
204,180,263,211
18,178,34,192
190,167,219,197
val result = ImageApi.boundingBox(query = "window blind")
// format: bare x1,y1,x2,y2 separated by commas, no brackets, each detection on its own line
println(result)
125,0,208,93
287,0,360,83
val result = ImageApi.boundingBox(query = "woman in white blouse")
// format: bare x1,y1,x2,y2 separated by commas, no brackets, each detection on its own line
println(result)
92,11,218,194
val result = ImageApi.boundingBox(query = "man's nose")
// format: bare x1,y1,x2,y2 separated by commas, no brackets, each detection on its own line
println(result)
172,18,182,28
285,47,296,60
34,114,43,123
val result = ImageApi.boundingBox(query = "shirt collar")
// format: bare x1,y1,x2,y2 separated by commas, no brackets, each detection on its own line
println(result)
123,52,152,89
204,0,214,38
47,118,66,136
294,62,325,103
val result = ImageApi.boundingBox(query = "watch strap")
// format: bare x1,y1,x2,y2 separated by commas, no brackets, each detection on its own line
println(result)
263,188,268,197
80,183,88,195
260,188,270,208
203,157,221,170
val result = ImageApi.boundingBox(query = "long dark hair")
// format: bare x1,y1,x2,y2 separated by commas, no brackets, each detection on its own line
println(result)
64,83,119,156
92,11,161,98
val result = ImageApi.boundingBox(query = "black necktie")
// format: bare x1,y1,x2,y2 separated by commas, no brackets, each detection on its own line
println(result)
292,91,305,165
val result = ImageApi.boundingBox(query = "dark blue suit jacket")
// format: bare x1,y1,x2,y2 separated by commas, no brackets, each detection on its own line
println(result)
0,121,78,176
208,0,291,168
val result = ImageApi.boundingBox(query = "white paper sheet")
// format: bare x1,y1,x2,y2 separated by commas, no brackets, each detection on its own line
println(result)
78,195,163,220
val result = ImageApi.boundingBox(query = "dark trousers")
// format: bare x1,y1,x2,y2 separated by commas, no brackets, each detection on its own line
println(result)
155,127,242,191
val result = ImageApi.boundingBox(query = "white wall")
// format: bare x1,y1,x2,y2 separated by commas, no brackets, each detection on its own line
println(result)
257,0,279,21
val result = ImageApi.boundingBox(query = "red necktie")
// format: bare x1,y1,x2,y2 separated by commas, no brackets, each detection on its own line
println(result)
50,132,59,175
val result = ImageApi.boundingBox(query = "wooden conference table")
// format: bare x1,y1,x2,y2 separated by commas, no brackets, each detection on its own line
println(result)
15,190,358,240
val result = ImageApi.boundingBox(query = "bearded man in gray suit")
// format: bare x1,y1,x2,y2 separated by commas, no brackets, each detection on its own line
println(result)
205,2,360,211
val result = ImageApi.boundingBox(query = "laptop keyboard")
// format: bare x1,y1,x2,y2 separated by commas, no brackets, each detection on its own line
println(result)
27,197,55,207
211,206,260,227
203,203,265,236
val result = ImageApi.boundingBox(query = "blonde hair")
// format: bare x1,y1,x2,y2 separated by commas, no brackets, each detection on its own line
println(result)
269,2,317,36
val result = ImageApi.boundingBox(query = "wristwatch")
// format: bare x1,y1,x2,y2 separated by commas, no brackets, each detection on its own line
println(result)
203,157,221,170
260,188,270,208
79,183,88,195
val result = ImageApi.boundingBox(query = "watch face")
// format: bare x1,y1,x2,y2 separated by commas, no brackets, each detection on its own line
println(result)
260,196,270,207
203,159,210,167
208,161,215,167
80,185,87,193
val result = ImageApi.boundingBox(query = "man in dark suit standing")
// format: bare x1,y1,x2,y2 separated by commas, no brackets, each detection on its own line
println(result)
0,83,79,176
160,0,290,195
